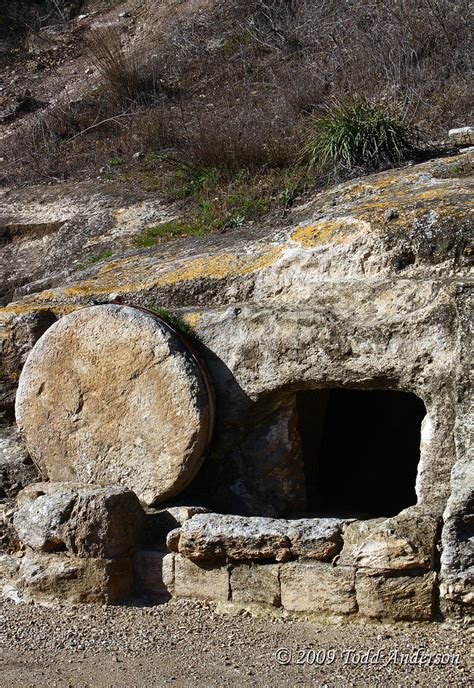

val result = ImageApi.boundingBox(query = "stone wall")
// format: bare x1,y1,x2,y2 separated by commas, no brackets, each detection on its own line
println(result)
134,509,440,622
1,490,445,621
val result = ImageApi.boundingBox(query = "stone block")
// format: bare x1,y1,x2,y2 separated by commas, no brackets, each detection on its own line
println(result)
174,554,229,602
356,571,435,621
134,549,174,597
280,562,356,615
174,513,344,562
17,551,134,604
339,508,439,571
230,563,280,606
14,482,145,558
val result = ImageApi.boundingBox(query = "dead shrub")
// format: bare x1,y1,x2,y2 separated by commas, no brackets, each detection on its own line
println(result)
86,28,179,105
7,97,125,180
175,105,298,178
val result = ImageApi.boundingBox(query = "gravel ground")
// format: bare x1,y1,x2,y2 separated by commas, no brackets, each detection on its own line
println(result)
0,597,472,687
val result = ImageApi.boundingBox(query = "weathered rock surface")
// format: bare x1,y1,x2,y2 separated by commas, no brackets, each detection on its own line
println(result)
15,305,211,505
449,126,474,147
14,482,145,557
170,514,345,562
16,551,134,604
0,425,39,499
356,571,435,621
280,562,357,616
0,504,19,553
339,508,439,571
143,506,210,546
0,552,20,587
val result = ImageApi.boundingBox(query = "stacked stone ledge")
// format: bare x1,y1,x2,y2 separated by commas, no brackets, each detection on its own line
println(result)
136,509,440,622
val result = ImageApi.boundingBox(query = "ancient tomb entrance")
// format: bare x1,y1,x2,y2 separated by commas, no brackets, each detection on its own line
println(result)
296,388,426,518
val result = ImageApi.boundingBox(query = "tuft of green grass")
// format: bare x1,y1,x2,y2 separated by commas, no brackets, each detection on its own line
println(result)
131,165,307,247
107,158,124,167
77,250,113,269
304,99,419,174
133,219,209,247
433,158,473,180
144,305,192,337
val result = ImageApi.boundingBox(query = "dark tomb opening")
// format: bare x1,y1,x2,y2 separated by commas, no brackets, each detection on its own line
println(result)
296,389,426,518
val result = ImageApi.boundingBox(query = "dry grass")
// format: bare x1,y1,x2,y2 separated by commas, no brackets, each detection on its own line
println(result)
2,0,472,191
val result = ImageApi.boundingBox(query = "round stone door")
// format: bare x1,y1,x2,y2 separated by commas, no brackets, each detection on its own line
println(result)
15,304,213,506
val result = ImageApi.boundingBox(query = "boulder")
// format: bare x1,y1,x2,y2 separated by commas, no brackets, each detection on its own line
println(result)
356,571,435,621
171,513,345,562
13,482,145,557
338,508,439,571
448,127,474,147
15,305,211,506
280,562,356,615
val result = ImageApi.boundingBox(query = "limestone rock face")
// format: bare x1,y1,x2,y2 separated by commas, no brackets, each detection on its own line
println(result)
174,554,229,601
449,127,474,147
171,513,345,562
230,563,280,606
13,482,145,557
0,425,39,498
339,508,439,571
1,153,472,614
15,305,211,505
134,550,175,598
143,505,210,546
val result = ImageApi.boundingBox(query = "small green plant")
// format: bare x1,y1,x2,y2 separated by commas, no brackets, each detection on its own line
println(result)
144,305,192,337
304,99,419,174
107,158,124,167
77,250,113,269
133,219,209,247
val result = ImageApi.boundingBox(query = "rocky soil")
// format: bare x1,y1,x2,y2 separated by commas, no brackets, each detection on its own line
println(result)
0,598,472,687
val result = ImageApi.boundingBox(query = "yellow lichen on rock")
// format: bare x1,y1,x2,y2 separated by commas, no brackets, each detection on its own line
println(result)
292,218,371,248
182,313,202,328
0,246,284,318
63,246,283,297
